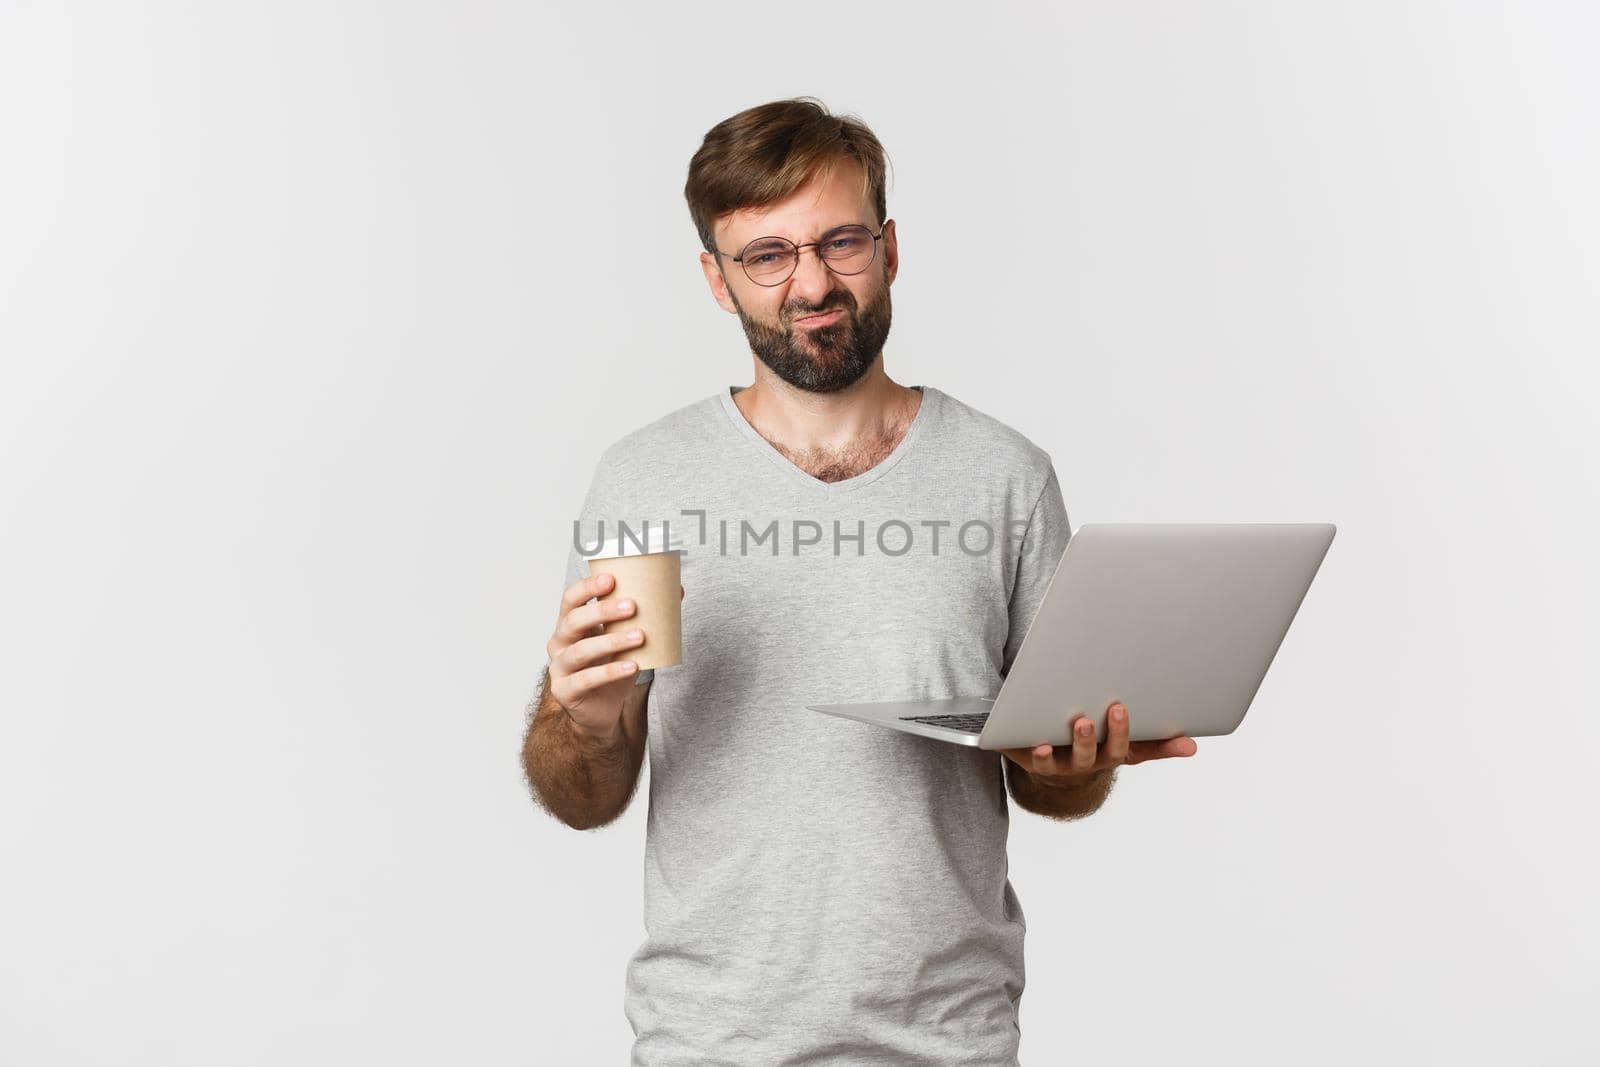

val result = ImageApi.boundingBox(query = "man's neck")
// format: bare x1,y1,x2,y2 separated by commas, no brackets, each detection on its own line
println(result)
732,365,922,484
733,364,919,458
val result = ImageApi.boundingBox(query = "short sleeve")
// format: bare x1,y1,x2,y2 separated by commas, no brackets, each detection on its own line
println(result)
1001,462,1072,679
563,453,614,589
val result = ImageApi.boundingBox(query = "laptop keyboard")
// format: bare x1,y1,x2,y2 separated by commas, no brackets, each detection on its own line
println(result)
899,712,991,734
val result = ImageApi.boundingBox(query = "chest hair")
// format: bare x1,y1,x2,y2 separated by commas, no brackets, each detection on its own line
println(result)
757,405,916,483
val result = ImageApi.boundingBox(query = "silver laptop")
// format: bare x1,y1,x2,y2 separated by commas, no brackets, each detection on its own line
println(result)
807,523,1336,750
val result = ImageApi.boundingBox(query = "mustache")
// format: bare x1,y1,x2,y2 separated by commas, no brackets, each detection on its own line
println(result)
787,298,854,320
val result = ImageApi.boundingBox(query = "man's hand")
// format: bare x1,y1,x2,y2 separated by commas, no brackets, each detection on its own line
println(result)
545,575,685,744
998,702,1198,786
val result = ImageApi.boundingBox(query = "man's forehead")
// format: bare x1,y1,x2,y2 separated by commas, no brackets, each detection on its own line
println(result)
717,170,871,245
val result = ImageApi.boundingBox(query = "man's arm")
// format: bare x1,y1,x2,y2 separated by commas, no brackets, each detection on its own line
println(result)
1006,762,1116,821
522,665,650,831
998,462,1096,822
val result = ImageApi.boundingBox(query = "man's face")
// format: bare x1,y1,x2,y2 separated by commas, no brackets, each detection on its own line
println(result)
699,162,898,394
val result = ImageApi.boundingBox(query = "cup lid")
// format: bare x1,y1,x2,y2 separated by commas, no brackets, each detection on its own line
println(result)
581,523,685,562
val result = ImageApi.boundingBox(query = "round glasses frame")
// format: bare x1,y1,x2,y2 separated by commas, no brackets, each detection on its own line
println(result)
715,223,886,287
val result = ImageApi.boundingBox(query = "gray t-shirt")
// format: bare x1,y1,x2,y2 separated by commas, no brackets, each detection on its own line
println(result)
561,384,1071,1066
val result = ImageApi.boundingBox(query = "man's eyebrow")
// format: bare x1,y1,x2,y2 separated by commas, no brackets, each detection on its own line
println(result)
813,221,856,237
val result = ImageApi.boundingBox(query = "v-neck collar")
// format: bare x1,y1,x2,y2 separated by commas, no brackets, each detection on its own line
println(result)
716,384,940,495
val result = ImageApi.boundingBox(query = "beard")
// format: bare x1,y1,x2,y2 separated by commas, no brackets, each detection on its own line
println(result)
728,275,893,394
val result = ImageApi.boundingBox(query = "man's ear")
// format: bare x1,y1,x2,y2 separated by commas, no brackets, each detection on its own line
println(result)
882,218,898,286
700,251,739,315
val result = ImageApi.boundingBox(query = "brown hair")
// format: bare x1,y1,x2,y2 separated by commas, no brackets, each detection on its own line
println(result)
684,96,893,260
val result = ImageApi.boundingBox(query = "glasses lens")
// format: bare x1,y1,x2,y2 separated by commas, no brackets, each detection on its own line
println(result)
742,238,797,284
819,226,875,274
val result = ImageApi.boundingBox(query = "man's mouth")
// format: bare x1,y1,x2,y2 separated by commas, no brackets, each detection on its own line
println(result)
794,309,846,327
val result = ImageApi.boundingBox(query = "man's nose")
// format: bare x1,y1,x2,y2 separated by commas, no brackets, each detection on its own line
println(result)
787,247,838,305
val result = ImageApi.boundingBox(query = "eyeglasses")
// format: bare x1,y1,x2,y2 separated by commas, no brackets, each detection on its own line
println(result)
715,223,885,286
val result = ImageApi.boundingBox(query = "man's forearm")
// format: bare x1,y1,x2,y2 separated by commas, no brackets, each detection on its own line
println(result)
521,671,645,831
1006,762,1116,821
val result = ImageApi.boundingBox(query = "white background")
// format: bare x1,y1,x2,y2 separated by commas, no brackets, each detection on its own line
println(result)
3,2,1596,1064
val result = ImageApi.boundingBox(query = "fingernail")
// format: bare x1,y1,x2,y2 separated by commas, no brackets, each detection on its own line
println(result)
1078,721,1092,736
617,599,633,611
1111,706,1125,721
627,629,643,641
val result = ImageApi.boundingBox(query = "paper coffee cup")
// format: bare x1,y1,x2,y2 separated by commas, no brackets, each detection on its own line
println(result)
582,525,684,670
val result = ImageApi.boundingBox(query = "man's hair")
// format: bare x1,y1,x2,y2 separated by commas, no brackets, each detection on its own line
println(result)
684,96,893,260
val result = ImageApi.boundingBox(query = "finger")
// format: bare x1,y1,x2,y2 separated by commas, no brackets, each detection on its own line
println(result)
1069,715,1097,772
1018,738,1063,777
559,594,637,642
561,571,614,614
557,572,618,644
1126,737,1199,765
998,747,1045,774
680,584,685,599
1032,739,1061,777
556,657,640,704
561,628,645,673
1104,702,1130,765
